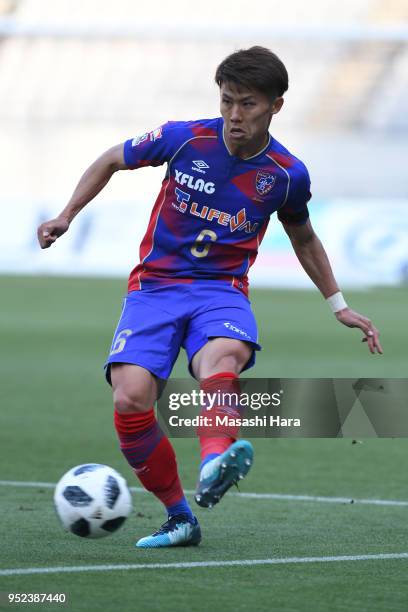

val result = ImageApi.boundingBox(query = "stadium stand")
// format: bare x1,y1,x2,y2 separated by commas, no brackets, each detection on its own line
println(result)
0,0,406,203
0,0,406,130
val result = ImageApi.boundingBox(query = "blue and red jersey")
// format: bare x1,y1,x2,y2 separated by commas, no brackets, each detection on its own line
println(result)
124,118,311,295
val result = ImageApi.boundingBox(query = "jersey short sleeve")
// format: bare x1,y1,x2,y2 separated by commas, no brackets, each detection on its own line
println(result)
123,121,190,169
277,162,312,225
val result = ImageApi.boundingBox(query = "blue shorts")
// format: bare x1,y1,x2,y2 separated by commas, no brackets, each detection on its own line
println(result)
105,281,261,382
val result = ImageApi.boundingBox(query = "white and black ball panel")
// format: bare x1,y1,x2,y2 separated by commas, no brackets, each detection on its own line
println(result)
62,486,93,507
73,464,105,476
101,516,127,533
54,464,132,538
104,475,120,509
70,518,91,537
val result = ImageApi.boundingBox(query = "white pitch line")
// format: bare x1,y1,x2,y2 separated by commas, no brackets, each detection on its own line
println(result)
1,553,408,577
1,480,408,507
0,480,57,488
236,493,408,507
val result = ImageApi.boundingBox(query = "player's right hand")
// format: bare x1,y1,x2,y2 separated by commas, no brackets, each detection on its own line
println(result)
335,307,383,355
37,217,70,249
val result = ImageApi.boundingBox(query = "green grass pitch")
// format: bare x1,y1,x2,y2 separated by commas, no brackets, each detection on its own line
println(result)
0,275,407,611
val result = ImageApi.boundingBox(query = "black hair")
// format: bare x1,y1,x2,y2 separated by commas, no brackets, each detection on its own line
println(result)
215,46,289,99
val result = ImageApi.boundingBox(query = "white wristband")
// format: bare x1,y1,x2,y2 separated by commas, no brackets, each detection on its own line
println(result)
326,291,348,313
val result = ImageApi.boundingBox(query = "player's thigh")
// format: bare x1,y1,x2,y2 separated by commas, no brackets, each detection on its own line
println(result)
105,290,183,382
183,285,261,379
111,363,158,413
191,337,252,379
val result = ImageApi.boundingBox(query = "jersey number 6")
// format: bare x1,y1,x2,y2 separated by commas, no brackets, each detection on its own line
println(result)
190,229,217,258
110,328,132,355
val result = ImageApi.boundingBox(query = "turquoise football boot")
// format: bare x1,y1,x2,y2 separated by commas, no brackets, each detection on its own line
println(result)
136,514,201,548
195,440,254,508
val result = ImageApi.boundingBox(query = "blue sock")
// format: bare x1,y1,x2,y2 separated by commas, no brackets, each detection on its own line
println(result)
200,452,220,471
166,495,194,519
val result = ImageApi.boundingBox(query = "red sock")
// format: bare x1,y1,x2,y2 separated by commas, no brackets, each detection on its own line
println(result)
198,372,241,462
114,409,186,508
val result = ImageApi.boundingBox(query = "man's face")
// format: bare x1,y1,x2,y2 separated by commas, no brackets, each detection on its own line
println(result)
220,82,283,148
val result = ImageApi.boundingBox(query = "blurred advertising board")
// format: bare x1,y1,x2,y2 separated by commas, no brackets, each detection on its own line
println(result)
1,199,407,288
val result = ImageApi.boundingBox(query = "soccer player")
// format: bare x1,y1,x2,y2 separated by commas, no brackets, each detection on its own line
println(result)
37,46,382,549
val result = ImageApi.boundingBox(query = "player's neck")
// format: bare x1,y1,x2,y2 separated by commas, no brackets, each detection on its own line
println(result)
223,130,270,160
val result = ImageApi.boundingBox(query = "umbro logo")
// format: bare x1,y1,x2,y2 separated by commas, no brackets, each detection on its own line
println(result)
192,160,209,174
193,160,209,169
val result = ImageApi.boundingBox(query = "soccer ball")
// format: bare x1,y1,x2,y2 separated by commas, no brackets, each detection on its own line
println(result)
54,464,132,538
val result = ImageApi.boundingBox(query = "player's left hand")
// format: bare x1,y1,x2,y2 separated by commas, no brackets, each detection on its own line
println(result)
335,308,383,355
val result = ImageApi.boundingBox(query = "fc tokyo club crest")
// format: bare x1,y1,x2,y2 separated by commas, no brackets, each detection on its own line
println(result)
255,171,276,196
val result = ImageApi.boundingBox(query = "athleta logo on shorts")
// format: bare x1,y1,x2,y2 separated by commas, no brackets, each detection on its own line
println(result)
174,169,215,194
224,322,251,339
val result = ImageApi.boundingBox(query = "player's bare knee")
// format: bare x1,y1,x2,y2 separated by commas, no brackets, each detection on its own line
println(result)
110,363,157,413
113,388,150,414
196,340,252,378
212,354,241,374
